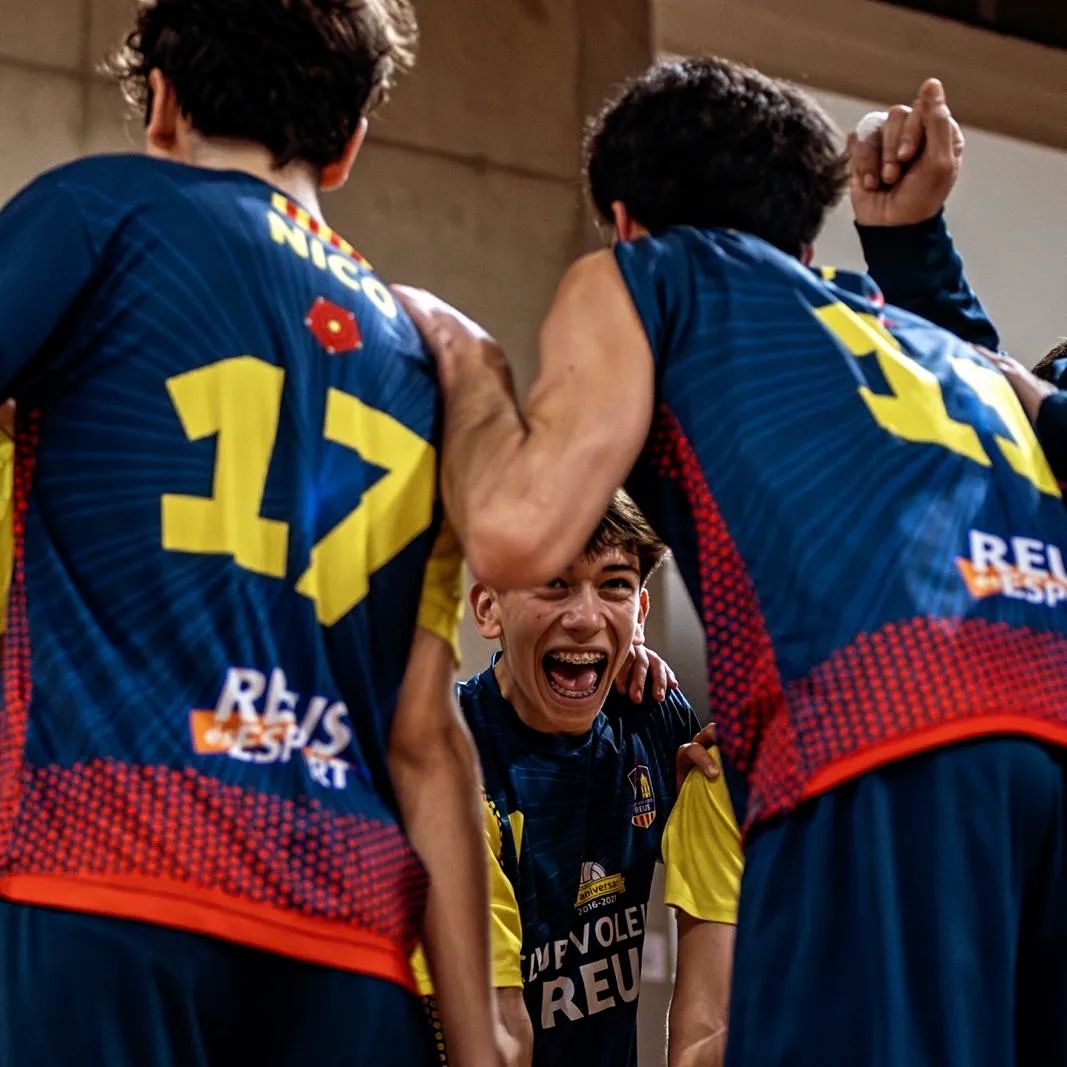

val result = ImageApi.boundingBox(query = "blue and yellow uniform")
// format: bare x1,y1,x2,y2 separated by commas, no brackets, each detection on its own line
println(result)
413,660,741,1067
0,155,459,1064
615,224,1067,1067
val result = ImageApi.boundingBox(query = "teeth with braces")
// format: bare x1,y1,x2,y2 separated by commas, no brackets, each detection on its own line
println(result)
546,677,599,699
547,651,607,664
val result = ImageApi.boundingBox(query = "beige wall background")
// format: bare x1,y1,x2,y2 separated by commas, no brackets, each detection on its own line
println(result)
1,0,1064,1063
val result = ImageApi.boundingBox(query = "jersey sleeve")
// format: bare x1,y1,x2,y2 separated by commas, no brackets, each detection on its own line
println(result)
662,764,743,924
483,797,525,989
416,518,464,663
612,230,701,366
856,213,999,351
410,795,524,996
0,175,101,395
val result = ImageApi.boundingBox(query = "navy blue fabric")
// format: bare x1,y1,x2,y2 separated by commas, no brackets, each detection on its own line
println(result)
0,901,437,1067
856,212,999,350
726,738,1067,1067
1037,393,1067,483
0,153,444,966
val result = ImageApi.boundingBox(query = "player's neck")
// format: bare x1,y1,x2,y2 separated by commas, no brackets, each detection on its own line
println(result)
184,139,325,221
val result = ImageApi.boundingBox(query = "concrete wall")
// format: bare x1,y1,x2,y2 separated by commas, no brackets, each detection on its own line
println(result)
656,0,1067,152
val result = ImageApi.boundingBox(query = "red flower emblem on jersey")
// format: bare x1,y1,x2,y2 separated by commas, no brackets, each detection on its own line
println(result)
306,298,361,354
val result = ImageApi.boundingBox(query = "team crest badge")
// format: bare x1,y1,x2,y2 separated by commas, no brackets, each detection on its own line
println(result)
305,297,362,354
629,763,656,829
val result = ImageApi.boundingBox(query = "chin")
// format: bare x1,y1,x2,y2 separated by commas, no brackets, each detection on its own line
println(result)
539,684,605,733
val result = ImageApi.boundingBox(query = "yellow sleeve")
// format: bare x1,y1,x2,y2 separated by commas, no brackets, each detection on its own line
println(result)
662,762,743,924
410,797,525,996
416,518,464,664
0,433,13,636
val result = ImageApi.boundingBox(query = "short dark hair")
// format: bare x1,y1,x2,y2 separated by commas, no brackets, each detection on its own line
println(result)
584,490,668,586
585,57,849,257
106,0,417,169
1033,339,1067,383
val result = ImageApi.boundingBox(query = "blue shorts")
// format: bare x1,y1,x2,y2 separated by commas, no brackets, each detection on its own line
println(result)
0,901,437,1067
726,738,1067,1067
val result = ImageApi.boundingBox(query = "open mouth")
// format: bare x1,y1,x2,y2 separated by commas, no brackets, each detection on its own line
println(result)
542,650,609,700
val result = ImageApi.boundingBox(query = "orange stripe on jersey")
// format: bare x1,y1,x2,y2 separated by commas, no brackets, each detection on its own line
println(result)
0,873,418,991
802,716,1067,801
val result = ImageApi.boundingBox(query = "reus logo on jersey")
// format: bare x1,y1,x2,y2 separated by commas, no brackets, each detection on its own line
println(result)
574,861,626,914
628,763,656,829
188,666,354,788
957,530,1067,608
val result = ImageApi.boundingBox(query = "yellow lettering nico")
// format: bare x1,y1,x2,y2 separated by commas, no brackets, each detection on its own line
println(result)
296,389,435,625
162,356,289,577
267,211,309,260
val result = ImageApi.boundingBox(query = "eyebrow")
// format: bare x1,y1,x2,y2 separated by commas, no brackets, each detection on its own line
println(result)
600,563,641,578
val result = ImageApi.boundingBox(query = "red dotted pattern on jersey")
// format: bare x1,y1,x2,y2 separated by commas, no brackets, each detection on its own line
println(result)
781,617,1067,808
646,406,800,823
0,412,39,862
5,759,428,948
649,405,1067,829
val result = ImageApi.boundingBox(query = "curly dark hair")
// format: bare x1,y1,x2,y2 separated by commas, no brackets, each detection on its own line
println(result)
585,57,849,257
105,0,417,169
584,490,667,587
1033,339,1067,383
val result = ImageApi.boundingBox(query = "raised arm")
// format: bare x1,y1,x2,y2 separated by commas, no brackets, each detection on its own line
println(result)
389,627,503,1067
848,78,999,350
395,249,654,589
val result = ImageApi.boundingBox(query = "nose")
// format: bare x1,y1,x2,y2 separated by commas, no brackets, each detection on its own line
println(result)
560,584,605,638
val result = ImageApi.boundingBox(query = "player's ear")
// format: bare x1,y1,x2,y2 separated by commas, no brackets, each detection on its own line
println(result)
611,201,649,244
470,582,504,640
612,201,634,244
321,118,369,193
145,69,182,158
634,586,650,641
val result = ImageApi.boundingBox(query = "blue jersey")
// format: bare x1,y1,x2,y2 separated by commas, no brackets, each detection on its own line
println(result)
615,226,1067,830
458,661,698,1067
0,155,459,987
857,212,999,352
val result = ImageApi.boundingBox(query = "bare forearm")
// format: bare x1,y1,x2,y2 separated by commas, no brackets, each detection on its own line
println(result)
668,1009,727,1067
437,339,539,572
668,918,734,1067
392,715,498,1067
440,349,615,587
494,986,533,1067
